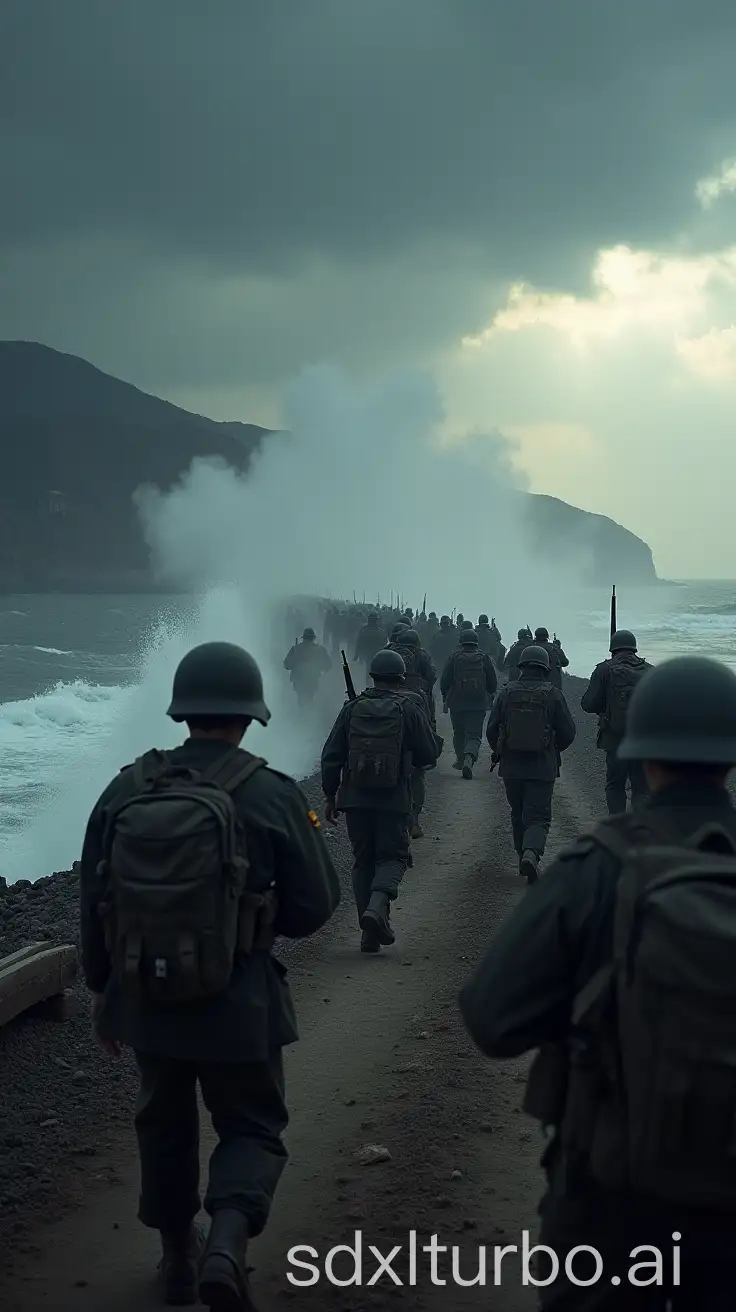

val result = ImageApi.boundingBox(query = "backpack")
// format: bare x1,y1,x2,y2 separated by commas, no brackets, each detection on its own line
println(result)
452,649,486,696
562,816,736,1208
98,748,268,1005
347,693,405,790
501,684,553,753
605,659,648,737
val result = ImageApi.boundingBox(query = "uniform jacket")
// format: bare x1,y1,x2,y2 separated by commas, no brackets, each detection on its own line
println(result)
353,623,388,666
80,738,340,1063
503,638,532,682
321,687,438,813
581,651,653,750
486,672,576,779
440,648,498,711
537,641,569,690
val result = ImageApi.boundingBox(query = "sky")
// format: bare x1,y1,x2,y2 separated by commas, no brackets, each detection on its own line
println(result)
2,1,736,577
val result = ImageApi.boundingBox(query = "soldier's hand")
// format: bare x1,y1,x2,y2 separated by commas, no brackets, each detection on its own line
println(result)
325,798,341,826
90,991,122,1058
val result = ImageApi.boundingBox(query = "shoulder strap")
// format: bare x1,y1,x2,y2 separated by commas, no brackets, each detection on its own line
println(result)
203,748,267,794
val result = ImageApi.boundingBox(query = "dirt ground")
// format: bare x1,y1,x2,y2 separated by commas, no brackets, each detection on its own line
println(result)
0,676,605,1312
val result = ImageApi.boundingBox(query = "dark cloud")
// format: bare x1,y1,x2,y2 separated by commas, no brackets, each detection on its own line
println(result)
2,0,736,401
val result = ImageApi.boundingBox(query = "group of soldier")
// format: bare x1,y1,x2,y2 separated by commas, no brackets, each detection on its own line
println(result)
79,601,736,1310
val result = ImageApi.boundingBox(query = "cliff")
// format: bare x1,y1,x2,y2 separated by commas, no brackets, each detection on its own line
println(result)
0,341,657,589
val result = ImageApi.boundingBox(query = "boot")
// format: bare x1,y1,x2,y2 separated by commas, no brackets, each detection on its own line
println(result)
360,892,395,945
519,850,540,885
410,818,424,839
462,754,474,780
159,1223,205,1306
360,928,380,953
452,759,463,770
198,1209,254,1312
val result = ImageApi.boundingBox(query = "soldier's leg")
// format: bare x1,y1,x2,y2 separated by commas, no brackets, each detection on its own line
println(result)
372,810,411,902
503,779,525,857
134,1054,201,1234
605,751,628,814
521,779,555,857
450,712,464,766
345,809,376,923
629,761,649,811
410,768,426,838
463,709,485,762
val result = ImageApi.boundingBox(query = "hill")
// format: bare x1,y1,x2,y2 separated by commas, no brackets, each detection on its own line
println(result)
0,342,657,589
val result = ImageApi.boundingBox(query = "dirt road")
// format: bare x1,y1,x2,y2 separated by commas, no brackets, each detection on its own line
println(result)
0,678,604,1312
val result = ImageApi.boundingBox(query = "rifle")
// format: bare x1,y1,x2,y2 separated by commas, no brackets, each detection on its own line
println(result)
422,593,427,615
341,649,357,702
610,585,617,644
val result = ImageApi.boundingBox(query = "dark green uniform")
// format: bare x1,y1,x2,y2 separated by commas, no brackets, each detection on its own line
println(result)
503,636,532,682
581,652,653,812
486,671,576,860
321,690,438,921
80,739,340,1240
353,620,388,683
459,781,736,1309
440,647,497,765
536,640,569,690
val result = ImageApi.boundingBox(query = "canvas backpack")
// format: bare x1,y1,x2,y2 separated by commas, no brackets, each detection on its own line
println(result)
561,815,736,1209
605,658,648,737
451,649,486,697
347,692,406,790
98,747,270,1005
501,684,553,753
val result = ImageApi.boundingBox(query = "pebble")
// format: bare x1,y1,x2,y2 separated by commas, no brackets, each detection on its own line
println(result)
354,1144,391,1165
451,1169,463,1180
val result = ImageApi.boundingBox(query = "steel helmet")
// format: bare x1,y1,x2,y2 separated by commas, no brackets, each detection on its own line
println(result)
535,627,550,643
610,629,637,653
302,627,316,640
518,644,551,672
459,629,479,646
167,642,270,725
399,628,421,648
618,656,736,764
478,614,489,625
369,649,407,681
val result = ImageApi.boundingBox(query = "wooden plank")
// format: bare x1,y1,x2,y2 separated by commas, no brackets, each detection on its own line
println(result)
0,945,77,1028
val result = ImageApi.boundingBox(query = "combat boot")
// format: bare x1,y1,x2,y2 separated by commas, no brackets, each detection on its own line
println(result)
452,758,463,770
519,850,539,885
199,1209,254,1311
360,928,380,953
410,818,424,838
360,892,395,945
159,1222,205,1306
462,754,474,779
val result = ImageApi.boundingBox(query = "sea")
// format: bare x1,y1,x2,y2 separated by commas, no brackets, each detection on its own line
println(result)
1,582,735,884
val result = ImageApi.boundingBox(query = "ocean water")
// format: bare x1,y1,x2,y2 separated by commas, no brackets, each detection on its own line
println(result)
0,582,734,883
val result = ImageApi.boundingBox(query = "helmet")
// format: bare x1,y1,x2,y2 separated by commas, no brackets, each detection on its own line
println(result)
369,649,406,681
367,611,379,622
399,628,420,648
517,628,529,641
302,627,316,640
535,627,550,642
440,615,451,626
618,656,736,764
478,614,489,625
518,645,551,672
459,629,479,646
610,629,637,653
390,622,409,640
429,611,437,620
167,642,270,725
456,613,464,623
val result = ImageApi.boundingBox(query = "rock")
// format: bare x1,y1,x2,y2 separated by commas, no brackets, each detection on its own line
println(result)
417,1031,430,1041
450,1169,463,1180
354,1144,391,1166
344,1098,356,1107
462,1218,477,1230
39,1119,59,1130
434,1195,452,1209
71,1071,87,1085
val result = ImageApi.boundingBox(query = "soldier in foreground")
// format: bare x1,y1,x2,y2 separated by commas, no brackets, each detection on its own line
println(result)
283,627,331,707
581,628,653,813
321,649,438,950
79,642,340,1311
460,656,736,1309
533,626,569,689
487,645,576,882
440,627,497,778
503,627,534,682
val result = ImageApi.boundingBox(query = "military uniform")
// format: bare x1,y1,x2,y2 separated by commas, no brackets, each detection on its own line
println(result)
283,631,332,706
353,617,388,684
80,641,340,1310
487,649,576,878
581,636,652,814
440,638,497,776
503,631,533,682
321,679,438,939
535,640,569,690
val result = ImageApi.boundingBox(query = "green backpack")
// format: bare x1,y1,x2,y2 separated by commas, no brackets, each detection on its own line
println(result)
98,747,270,1004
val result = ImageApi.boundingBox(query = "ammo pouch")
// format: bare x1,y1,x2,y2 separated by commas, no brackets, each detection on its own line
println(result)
237,887,278,954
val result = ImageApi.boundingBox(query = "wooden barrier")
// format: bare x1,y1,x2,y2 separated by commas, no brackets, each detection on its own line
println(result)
0,942,77,1027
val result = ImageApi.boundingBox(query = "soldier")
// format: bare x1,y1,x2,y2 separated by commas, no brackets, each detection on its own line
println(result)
455,612,465,632
460,656,736,1310
475,614,497,659
440,628,497,778
486,644,576,882
79,642,340,1310
321,649,438,951
503,627,534,682
283,627,332,707
425,611,440,643
353,611,388,684
388,628,437,725
534,626,569,689
581,628,653,814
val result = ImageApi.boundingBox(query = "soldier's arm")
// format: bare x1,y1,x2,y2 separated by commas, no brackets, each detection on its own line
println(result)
484,656,498,696
422,653,437,686
283,647,295,671
580,664,606,714
458,844,615,1057
553,690,577,751
407,704,440,769
270,780,341,938
79,792,115,994
557,646,569,668
486,692,503,750
320,705,350,800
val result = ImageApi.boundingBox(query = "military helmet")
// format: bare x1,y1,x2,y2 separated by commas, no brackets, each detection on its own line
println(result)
367,611,379,622
610,629,637,653
369,648,406,681
390,622,409,640
460,619,474,630
456,613,464,623
618,656,736,764
517,627,529,641
459,628,479,646
518,644,551,671
440,615,451,626
302,627,316,640
478,614,489,625
400,628,421,648
167,642,270,725
535,627,550,642
429,611,438,620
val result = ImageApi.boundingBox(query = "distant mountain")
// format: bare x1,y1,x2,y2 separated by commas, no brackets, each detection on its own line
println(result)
0,341,657,590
